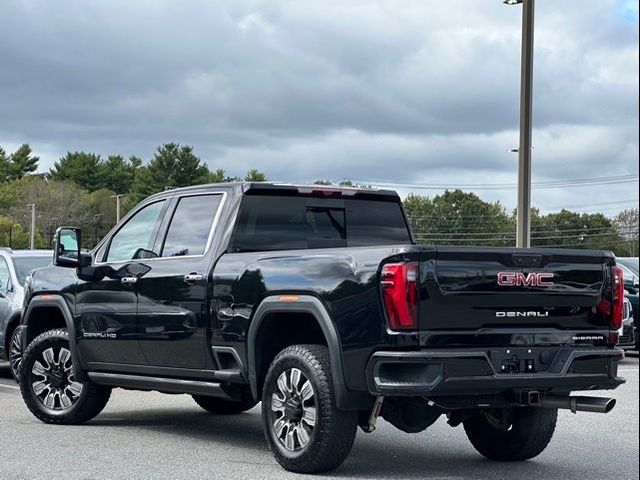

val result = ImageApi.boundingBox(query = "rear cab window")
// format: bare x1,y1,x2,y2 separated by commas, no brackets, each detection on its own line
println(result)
230,194,412,252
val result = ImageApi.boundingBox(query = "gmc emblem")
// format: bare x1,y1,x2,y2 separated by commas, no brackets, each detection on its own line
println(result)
497,272,554,287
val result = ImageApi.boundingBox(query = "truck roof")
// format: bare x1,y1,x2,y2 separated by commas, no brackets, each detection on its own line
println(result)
145,182,400,202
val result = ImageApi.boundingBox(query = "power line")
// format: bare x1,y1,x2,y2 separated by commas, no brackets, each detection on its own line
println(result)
414,228,639,240
539,198,639,210
405,202,638,220
410,225,639,237
350,174,639,191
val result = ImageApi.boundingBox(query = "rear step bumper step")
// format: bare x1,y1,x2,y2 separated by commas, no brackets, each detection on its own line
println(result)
365,348,625,396
88,372,237,399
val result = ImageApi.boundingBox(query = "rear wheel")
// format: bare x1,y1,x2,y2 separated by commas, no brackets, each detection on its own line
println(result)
463,407,557,461
192,389,257,414
19,329,111,424
262,344,357,474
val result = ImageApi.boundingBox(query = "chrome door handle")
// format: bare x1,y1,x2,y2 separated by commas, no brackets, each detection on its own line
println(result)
184,273,204,284
121,276,138,285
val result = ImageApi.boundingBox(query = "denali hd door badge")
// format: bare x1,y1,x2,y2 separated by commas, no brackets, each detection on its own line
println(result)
83,332,117,339
497,272,554,287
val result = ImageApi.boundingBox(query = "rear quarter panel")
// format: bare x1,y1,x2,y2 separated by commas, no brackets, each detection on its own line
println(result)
211,245,420,391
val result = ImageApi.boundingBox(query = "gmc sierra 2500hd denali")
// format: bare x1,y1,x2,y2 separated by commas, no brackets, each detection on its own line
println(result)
17,183,626,473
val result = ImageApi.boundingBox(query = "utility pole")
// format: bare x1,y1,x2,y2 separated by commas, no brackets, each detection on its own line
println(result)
93,214,103,247
505,0,535,248
111,194,125,223
26,203,36,250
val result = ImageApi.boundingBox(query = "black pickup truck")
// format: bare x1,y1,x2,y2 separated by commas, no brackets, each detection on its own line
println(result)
16,183,626,473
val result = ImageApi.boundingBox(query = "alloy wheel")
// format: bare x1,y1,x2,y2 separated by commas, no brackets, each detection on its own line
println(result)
30,346,83,410
270,367,317,452
9,329,23,380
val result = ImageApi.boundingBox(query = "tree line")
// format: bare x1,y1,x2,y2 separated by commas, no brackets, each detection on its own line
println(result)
1,143,638,255
1,143,266,248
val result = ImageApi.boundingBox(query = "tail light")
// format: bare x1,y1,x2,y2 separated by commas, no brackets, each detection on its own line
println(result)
611,266,625,330
380,262,419,331
603,266,625,345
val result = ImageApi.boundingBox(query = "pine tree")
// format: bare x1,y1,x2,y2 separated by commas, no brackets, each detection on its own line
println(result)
8,144,39,180
49,152,103,191
128,143,210,204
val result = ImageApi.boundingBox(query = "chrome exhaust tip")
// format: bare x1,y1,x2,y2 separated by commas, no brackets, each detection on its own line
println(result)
539,395,616,414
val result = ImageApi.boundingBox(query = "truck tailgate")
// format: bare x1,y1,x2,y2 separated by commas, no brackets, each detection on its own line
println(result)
419,247,616,344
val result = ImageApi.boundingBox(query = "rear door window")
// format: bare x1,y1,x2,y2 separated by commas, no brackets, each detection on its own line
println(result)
161,194,223,257
230,195,411,252
346,200,413,246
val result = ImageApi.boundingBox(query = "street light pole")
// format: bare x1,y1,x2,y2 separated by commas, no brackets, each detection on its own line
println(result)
26,203,36,250
508,0,536,248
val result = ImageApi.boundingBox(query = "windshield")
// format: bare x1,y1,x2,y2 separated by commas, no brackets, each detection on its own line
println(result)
13,256,52,285
618,258,639,276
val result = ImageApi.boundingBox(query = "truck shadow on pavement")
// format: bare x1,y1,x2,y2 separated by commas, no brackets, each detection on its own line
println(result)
90,407,583,479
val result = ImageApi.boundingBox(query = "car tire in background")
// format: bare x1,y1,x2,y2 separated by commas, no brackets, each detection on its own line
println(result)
463,407,557,461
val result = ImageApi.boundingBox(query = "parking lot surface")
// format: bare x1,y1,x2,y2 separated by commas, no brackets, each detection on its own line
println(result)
0,357,638,480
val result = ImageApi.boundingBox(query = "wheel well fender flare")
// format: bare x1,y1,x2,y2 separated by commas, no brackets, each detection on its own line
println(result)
247,295,364,410
22,295,87,382
3,312,22,352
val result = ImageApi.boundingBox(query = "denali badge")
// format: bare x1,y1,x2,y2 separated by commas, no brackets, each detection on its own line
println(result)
83,332,117,339
497,272,554,287
496,311,549,318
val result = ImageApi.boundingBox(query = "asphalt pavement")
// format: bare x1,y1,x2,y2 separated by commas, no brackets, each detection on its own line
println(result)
0,358,638,480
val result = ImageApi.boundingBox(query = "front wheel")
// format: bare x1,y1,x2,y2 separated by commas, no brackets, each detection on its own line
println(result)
262,344,358,474
463,407,557,461
19,329,111,424
8,327,23,381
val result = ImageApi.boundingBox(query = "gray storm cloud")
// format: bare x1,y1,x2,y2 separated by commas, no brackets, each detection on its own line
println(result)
0,0,637,210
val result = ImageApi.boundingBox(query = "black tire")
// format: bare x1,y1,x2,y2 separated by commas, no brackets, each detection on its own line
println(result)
8,326,23,382
463,407,557,461
19,329,111,425
192,388,257,414
261,344,358,474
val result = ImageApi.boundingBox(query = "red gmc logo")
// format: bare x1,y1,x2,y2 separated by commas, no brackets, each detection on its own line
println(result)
497,272,555,287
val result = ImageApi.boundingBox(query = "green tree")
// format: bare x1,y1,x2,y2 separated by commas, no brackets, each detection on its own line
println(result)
0,147,9,183
208,169,226,183
404,190,514,247
8,144,39,180
49,152,103,192
244,169,267,182
128,143,211,205
3,177,95,248
100,155,141,194
531,209,623,251
0,215,45,249
613,208,639,256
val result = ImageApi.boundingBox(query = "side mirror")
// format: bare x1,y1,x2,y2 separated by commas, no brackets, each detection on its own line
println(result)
54,227,91,268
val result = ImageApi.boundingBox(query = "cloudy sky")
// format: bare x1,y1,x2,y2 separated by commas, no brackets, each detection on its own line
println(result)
1,0,638,213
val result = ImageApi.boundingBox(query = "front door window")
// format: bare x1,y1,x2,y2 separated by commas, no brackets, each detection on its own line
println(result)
106,201,165,263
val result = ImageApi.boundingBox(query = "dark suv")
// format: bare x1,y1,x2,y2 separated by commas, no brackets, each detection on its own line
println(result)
0,248,52,379
16,183,626,474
